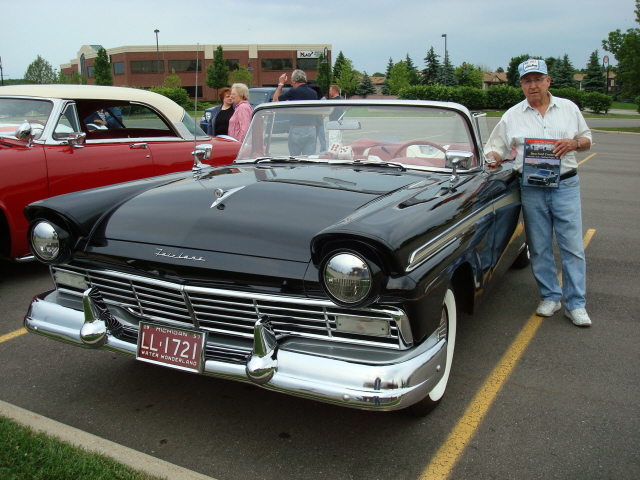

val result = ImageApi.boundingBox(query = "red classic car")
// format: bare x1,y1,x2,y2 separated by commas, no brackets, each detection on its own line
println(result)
0,85,241,260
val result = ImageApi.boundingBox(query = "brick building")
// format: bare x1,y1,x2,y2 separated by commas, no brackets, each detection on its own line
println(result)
61,44,332,101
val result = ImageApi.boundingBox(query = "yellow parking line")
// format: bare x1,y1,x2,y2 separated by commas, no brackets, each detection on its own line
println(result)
578,153,597,165
0,328,27,344
420,229,596,480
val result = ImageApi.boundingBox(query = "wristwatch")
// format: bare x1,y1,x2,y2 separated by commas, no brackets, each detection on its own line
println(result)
576,139,581,150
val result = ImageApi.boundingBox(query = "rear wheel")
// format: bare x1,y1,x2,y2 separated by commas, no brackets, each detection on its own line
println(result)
406,287,457,417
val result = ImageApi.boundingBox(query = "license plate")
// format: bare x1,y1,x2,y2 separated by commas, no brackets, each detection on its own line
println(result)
137,323,205,373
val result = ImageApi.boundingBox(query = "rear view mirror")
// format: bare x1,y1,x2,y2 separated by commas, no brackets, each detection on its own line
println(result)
325,120,361,131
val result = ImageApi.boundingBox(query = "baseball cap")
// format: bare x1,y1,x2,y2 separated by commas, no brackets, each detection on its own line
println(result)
518,59,548,78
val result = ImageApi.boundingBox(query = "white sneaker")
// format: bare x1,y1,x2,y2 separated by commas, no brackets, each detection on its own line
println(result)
536,300,561,317
565,308,592,327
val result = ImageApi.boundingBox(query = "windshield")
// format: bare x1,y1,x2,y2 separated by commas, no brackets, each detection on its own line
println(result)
0,98,53,138
249,90,271,106
236,103,478,170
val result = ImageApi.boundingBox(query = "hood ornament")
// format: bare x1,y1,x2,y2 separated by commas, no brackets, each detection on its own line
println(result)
211,186,245,209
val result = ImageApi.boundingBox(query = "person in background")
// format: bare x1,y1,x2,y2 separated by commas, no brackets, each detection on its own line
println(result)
484,58,592,327
306,80,326,153
272,69,318,155
206,87,234,137
228,83,252,142
84,107,123,130
327,85,344,146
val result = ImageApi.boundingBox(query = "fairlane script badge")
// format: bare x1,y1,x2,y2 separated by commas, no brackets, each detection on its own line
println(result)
155,248,205,262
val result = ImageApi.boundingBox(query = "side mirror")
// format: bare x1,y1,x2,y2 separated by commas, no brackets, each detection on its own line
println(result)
192,143,212,177
15,122,35,147
445,150,474,185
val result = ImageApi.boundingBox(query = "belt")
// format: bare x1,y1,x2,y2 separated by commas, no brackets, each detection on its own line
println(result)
516,169,577,180
559,169,577,180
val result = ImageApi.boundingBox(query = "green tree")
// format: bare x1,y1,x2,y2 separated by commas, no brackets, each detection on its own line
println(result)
506,54,534,86
69,71,87,85
421,47,440,85
496,66,504,73
372,72,385,77
206,45,230,95
603,1,640,97
57,71,68,84
164,69,182,88
435,52,458,87
550,54,578,89
24,55,57,84
582,50,606,93
332,51,348,80
354,72,376,97
149,86,190,109
405,54,421,86
381,57,394,94
388,61,410,94
455,62,483,89
336,60,359,98
315,53,332,96
230,65,253,87
93,47,113,86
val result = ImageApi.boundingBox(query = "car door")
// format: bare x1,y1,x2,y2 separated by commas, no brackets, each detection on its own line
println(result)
45,102,154,198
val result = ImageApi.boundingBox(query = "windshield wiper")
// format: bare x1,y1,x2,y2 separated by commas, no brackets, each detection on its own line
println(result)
351,158,406,171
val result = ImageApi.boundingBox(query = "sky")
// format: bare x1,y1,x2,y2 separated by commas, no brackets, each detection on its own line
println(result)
1,0,637,81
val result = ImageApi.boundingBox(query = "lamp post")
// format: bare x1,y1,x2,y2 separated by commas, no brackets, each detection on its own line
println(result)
154,29,160,86
442,34,447,59
322,47,330,97
603,55,609,94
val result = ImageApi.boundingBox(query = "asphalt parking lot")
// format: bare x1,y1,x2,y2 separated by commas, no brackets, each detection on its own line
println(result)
0,125,639,480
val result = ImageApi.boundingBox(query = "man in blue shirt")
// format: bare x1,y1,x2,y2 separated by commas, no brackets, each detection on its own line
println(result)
273,69,318,155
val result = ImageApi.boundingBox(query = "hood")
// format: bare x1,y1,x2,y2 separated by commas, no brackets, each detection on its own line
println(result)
98,164,439,263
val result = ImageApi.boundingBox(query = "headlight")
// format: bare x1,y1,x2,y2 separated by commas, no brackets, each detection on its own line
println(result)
29,220,71,264
205,111,212,121
321,252,375,306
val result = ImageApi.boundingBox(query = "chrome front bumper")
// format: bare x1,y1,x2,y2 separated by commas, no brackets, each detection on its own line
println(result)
25,289,447,411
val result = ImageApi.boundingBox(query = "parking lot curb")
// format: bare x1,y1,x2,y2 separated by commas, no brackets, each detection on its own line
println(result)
0,400,216,480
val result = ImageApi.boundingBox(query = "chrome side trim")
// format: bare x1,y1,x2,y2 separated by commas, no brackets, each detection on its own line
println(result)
407,189,520,272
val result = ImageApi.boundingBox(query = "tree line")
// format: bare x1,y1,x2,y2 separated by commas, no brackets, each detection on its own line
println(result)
18,1,639,110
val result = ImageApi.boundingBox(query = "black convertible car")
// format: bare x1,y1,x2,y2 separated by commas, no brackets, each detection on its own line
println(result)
24,100,527,416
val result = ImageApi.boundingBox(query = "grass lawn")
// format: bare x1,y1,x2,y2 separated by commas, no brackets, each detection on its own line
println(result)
0,415,165,480
611,101,639,110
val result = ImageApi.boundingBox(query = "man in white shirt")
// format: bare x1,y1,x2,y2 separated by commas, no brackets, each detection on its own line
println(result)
485,59,592,327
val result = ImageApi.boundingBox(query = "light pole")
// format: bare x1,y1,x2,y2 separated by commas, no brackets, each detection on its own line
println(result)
154,29,160,86
441,34,447,65
603,55,609,94
322,47,330,97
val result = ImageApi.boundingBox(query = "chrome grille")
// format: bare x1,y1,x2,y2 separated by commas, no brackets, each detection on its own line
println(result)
53,265,405,349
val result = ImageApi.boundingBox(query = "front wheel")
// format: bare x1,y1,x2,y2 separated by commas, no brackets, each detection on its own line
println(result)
406,287,457,417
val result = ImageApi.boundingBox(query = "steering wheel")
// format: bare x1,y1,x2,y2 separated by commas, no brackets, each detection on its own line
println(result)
392,140,446,159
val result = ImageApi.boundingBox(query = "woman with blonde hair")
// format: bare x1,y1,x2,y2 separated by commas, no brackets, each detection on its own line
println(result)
228,83,252,142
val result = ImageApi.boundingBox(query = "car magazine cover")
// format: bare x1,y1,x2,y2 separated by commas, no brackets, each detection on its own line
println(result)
522,138,561,188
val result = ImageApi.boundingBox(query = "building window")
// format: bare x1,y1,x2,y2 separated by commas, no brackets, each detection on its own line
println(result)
87,66,95,78
113,62,125,75
130,60,164,74
168,60,201,72
226,59,240,71
261,59,293,71
183,86,203,98
296,58,319,71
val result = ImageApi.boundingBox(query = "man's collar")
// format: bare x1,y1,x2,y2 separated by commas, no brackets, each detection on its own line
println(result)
522,92,556,111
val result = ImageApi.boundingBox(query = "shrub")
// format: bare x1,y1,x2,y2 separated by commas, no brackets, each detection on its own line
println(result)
398,85,456,102
583,92,613,114
636,96,640,113
486,85,523,109
450,87,487,110
148,86,191,109
549,88,586,110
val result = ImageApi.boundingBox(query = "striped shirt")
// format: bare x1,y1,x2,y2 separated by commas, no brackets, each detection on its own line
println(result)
485,94,592,174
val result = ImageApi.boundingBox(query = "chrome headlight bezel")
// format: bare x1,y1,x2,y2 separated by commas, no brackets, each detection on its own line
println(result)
28,220,72,264
319,249,382,308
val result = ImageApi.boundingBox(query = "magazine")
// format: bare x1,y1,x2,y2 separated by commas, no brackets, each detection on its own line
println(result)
522,138,561,188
